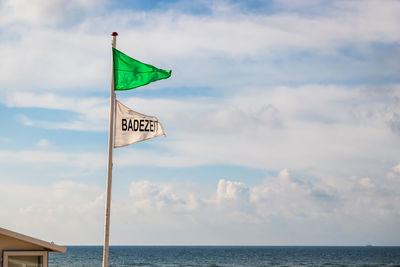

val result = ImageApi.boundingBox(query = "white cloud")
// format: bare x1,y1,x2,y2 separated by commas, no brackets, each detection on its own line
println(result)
112,0,400,57
0,0,66,26
0,0,103,26
392,164,400,174
110,84,400,184
7,92,109,131
0,181,104,244
36,139,52,148
249,169,338,219
116,166,400,245
6,92,105,111
129,181,199,213
8,84,399,186
0,149,105,170
1,164,399,245
0,0,399,92
216,179,249,203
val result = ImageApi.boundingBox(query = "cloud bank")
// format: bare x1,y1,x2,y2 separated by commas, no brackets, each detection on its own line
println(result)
2,165,399,245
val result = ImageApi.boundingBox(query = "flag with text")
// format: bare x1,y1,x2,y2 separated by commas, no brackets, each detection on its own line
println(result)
114,99,165,148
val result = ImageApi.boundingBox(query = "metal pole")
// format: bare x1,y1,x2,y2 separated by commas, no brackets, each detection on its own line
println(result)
102,31,118,267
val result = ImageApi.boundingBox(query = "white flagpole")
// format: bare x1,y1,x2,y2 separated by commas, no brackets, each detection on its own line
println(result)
102,31,118,267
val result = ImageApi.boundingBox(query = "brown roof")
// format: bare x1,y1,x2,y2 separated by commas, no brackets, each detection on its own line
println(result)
0,227,66,253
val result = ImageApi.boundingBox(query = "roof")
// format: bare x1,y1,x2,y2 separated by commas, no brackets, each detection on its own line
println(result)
0,227,66,253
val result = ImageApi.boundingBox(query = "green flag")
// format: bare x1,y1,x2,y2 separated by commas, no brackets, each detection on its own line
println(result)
113,48,172,90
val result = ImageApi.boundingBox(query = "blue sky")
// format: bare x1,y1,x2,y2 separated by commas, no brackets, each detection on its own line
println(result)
0,0,400,246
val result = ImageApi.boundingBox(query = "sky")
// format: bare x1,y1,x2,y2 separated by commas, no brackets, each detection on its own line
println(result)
0,0,400,246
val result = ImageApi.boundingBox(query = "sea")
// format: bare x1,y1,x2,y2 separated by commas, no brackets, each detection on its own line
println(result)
49,246,400,266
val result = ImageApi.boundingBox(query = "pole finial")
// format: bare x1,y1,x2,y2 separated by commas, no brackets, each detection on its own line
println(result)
111,32,118,36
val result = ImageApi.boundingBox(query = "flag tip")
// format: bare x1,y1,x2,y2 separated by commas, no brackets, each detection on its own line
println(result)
111,32,118,36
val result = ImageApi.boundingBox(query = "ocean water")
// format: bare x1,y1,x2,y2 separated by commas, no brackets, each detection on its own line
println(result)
49,246,400,266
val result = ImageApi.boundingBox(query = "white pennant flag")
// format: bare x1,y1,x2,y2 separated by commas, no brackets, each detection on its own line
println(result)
114,99,165,148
